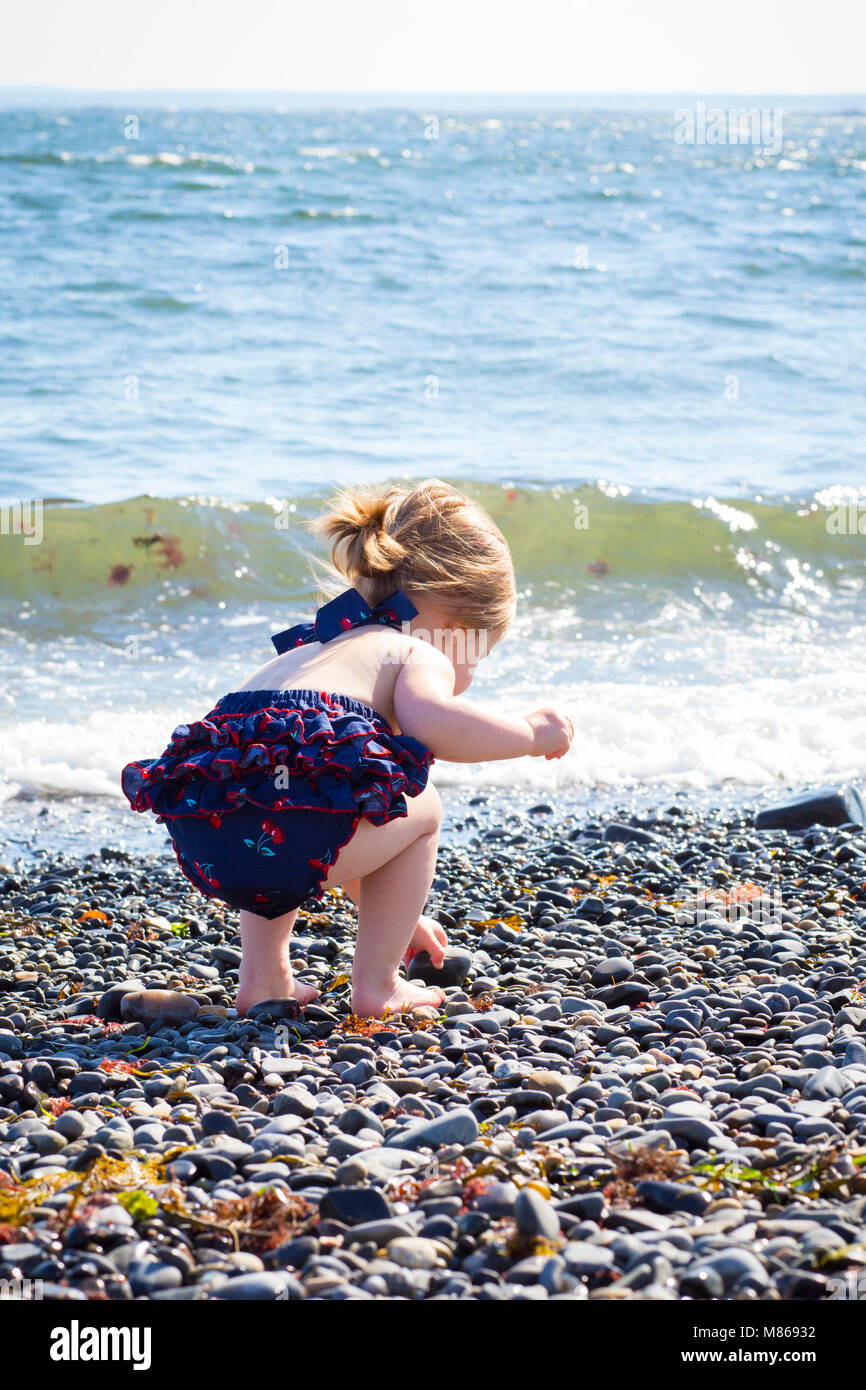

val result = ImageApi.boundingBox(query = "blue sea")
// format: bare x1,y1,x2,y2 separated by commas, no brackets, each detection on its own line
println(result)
0,104,864,854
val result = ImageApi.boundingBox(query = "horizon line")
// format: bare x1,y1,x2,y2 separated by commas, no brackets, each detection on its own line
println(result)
1,85,865,101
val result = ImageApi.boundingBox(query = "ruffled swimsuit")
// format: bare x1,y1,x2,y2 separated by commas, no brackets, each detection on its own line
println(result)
121,588,432,919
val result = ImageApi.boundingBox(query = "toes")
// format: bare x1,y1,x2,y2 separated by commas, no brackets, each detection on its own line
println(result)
394,989,443,1016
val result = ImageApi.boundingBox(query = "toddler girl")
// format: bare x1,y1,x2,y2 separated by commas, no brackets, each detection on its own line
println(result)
122,480,573,1017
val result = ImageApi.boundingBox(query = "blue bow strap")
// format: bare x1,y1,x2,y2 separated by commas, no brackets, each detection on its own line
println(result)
271,587,418,654
271,619,315,653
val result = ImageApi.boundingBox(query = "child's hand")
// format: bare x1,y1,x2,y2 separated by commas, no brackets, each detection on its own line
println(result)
525,707,574,760
403,914,448,971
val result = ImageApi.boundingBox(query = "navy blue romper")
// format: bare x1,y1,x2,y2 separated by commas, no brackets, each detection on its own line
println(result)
121,588,432,919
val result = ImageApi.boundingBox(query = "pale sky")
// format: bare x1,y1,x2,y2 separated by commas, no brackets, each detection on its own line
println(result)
3,0,865,94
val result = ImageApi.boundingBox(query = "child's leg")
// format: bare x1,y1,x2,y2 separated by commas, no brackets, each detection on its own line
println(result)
339,878,448,969
237,907,319,1015
321,782,446,1016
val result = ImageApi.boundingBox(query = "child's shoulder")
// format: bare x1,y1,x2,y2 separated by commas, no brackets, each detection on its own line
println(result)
362,624,450,675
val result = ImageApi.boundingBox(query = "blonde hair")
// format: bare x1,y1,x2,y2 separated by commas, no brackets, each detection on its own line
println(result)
310,479,517,640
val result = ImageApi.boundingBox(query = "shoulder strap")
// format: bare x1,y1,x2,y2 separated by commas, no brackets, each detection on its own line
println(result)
271,587,417,655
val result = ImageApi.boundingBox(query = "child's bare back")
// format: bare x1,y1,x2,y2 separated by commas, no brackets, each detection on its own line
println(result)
239,624,413,734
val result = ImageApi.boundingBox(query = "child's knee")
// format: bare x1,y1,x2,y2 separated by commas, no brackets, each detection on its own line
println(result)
417,782,442,835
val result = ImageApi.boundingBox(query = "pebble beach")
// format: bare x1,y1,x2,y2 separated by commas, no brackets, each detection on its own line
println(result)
3,796,866,1303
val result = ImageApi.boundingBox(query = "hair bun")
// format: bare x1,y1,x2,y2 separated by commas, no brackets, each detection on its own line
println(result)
311,485,407,583
309,478,517,638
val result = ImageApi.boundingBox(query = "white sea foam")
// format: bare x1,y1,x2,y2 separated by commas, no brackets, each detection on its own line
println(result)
440,670,866,792
0,708,180,801
2,668,864,804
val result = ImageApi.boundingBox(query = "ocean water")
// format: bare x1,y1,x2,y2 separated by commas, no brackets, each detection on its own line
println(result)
1,105,865,845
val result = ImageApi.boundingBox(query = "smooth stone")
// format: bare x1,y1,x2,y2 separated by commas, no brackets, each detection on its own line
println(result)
340,1060,377,1086
663,1100,712,1119
319,1186,393,1226
245,999,304,1023
594,982,650,1008
166,1159,197,1181
53,1111,88,1141
636,1180,711,1216
0,1243,41,1266
210,946,243,967
186,962,219,980
504,1255,551,1284
327,1133,378,1159
335,1149,426,1182
754,786,865,831
608,1207,672,1234
387,1237,441,1270
128,1260,183,1296
407,947,473,989
337,1106,385,1138
259,1115,306,1136
120,990,200,1026
383,1108,479,1150
525,1070,578,1100
793,1118,844,1140
803,1066,855,1100
563,1242,615,1274
538,1121,595,1142
342,1220,417,1248
650,1116,730,1148
476,1181,520,1217
688,1249,770,1292
473,1008,518,1033
273,1087,317,1119
590,957,634,988
515,1187,561,1241
217,1272,304,1299
602,822,660,845
96,981,144,1021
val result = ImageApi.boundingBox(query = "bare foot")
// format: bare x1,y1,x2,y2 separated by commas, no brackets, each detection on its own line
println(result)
352,976,445,1018
402,913,449,971
236,972,319,1016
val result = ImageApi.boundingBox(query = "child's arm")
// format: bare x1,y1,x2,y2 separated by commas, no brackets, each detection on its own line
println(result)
393,645,572,763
